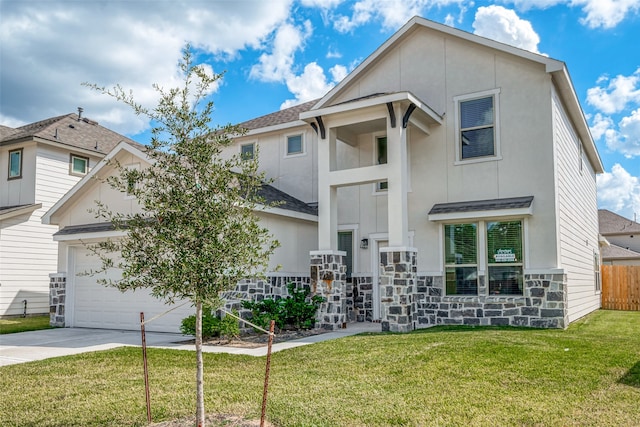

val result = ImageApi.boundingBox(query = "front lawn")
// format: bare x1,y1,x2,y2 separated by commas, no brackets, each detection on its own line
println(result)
0,315,52,334
1,310,639,426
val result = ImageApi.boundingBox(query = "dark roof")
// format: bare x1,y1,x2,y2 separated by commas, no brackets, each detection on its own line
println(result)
0,113,145,155
601,243,640,260
598,209,640,235
429,196,534,215
54,222,118,236
0,204,40,215
237,99,318,131
257,184,317,216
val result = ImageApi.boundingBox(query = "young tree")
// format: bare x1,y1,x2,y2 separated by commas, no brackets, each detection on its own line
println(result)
85,45,278,426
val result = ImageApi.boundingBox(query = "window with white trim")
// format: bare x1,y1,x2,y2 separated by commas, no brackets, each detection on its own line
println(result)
594,250,601,292
455,89,500,162
286,134,304,156
444,219,524,296
338,230,354,280
70,154,89,176
444,223,478,295
125,163,141,199
8,148,23,179
241,143,255,160
486,220,523,295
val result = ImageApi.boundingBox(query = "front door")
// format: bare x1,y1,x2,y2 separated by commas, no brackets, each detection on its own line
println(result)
371,239,388,320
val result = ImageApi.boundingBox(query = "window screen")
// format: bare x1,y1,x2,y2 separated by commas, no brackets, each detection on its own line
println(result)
460,96,495,159
487,220,523,295
287,134,303,155
444,223,478,295
338,231,353,279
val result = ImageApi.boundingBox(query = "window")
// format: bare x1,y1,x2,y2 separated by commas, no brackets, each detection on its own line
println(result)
241,143,255,160
286,134,304,156
125,163,141,198
455,89,500,162
8,148,22,179
70,154,89,176
444,223,478,295
486,220,523,295
376,136,388,191
338,231,353,280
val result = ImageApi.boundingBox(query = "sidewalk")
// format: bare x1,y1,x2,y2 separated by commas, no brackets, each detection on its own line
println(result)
0,322,380,366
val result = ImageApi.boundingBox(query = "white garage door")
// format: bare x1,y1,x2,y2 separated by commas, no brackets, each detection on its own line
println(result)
71,246,194,333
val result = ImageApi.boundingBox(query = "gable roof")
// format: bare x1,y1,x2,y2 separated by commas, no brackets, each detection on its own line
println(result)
310,16,603,174
0,113,144,155
598,209,640,235
601,243,640,261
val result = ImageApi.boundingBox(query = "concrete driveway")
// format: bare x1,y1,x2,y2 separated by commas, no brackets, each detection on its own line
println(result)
0,323,380,366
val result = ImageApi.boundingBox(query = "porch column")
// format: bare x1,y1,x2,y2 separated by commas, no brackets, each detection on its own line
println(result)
380,248,417,333
386,103,409,247
310,250,347,330
318,127,338,250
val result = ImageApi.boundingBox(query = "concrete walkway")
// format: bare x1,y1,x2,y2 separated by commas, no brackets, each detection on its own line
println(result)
0,322,381,366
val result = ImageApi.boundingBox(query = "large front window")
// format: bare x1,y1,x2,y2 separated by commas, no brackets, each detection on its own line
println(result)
486,220,523,295
445,223,478,295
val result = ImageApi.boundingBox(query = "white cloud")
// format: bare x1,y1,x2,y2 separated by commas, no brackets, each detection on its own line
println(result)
0,1,292,135
280,62,336,109
605,109,640,158
472,5,542,54
597,163,640,218
506,0,640,28
250,21,313,82
333,0,463,33
300,0,344,7
586,68,640,115
330,64,348,82
575,0,640,29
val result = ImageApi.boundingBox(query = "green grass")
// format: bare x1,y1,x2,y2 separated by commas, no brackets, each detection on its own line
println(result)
1,310,639,426
0,315,52,334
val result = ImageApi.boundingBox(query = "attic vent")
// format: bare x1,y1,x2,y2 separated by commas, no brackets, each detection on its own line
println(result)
68,124,75,129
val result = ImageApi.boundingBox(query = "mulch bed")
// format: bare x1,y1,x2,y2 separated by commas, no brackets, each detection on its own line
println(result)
180,328,329,348
150,413,271,426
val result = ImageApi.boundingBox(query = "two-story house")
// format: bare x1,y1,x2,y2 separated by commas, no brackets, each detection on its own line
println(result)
43,16,603,333
0,111,138,317
598,209,640,265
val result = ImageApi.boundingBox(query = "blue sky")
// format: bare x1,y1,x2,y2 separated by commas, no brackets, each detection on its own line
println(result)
1,0,640,219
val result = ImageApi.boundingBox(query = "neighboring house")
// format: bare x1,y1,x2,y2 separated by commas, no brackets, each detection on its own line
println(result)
42,142,318,332
43,16,603,333
598,209,640,265
0,112,138,317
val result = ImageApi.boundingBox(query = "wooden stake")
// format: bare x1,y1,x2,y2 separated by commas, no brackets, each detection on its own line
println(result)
260,320,275,427
141,312,152,424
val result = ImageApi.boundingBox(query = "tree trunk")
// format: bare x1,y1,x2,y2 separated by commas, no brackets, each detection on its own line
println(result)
195,300,205,427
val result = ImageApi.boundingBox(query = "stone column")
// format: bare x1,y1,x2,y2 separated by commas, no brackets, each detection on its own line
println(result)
49,273,66,327
380,248,417,333
310,250,347,330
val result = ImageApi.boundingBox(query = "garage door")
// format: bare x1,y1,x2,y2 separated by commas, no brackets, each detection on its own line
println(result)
71,246,194,333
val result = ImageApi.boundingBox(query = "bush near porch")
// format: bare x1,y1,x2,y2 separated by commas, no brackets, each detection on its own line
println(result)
0,310,639,426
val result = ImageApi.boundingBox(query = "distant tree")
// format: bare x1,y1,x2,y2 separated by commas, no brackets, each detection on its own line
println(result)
84,45,278,427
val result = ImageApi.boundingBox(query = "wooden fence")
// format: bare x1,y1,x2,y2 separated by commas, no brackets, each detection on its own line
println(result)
601,265,640,311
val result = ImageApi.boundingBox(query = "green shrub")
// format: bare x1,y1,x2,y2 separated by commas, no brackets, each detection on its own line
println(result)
242,283,324,331
180,307,239,340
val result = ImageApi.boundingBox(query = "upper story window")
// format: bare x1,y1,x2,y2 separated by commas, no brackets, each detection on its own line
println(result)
286,134,304,157
8,148,23,180
241,143,255,160
454,89,501,163
375,135,388,192
70,154,89,176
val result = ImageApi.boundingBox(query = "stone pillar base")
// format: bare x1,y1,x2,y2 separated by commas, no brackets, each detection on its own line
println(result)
380,248,417,333
49,273,66,327
310,251,347,330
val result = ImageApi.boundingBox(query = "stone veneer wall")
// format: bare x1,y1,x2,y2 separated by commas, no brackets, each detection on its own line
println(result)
353,275,373,322
310,252,347,330
49,273,66,327
380,250,417,333
414,273,568,328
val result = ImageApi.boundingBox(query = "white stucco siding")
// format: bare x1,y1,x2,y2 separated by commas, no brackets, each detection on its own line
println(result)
258,212,317,274
224,127,317,204
552,90,600,322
